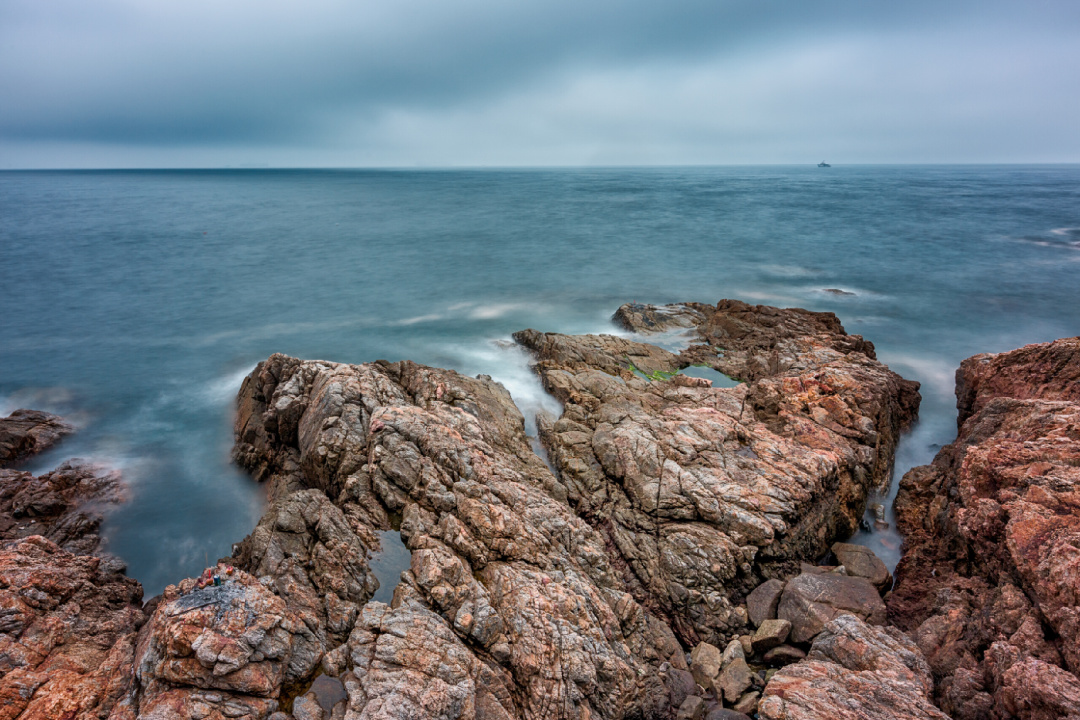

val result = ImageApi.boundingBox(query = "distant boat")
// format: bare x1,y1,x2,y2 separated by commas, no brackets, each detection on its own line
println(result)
818,161,831,167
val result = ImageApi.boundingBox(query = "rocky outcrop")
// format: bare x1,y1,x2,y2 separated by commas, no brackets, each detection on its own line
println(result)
0,535,145,720
758,614,949,720
228,353,688,719
0,459,124,556
889,337,1080,719
515,300,919,645
0,299,932,720
0,409,72,467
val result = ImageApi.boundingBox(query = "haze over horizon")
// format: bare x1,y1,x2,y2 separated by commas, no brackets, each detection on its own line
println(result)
2,0,1078,169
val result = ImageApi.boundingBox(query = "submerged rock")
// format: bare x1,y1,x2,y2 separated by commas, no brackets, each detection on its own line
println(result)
889,336,1080,719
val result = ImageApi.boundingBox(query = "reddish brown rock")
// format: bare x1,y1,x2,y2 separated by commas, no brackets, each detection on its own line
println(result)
132,565,319,716
758,614,948,720
746,579,785,628
777,570,887,644
890,336,1080,719
0,535,144,720
516,300,919,646
342,596,518,720
761,644,805,666
832,541,892,592
0,301,928,719
0,409,73,467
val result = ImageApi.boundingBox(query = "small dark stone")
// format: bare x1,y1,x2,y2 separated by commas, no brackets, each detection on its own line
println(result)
677,695,706,720
746,579,785,627
762,644,806,666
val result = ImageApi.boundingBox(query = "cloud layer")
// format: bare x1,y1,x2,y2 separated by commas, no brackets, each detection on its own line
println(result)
2,0,1078,167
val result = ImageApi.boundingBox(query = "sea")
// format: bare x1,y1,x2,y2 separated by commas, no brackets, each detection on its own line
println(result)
1,166,1077,595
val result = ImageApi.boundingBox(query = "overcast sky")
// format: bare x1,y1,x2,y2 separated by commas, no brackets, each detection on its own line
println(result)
2,0,1078,168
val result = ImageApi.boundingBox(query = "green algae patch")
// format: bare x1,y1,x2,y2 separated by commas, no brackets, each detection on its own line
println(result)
627,359,742,388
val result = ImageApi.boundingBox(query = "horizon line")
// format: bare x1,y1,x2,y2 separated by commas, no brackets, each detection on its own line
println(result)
3,162,1080,172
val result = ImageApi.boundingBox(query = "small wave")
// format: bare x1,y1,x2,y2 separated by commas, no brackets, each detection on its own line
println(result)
393,314,444,326
197,365,258,408
1049,227,1080,239
737,290,811,306
1011,228,1080,251
467,303,531,320
760,264,822,278
0,387,91,429
0,386,79,417
628,327,698,353
433,339,563,438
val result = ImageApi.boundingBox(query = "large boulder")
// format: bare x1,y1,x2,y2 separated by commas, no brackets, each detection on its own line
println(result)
758,614,948,720
889,337,1080,719
341,598,517,720
777,571,887,643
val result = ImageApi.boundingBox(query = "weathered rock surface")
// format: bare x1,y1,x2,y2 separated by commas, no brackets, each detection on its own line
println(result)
690,641,723,691
890,337,1080,719
339,595,518,720
0,535,145,720
132,566,320,719
229,353,688,719
704,709,750,720
0,409,72,467
516,299,919,645
0,459,124,556
676,695,706,720
758,614,949,720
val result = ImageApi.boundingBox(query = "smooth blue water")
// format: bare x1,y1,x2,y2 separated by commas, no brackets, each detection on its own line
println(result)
1,166,1078,593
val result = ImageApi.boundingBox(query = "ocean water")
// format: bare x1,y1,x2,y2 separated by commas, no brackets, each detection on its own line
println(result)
1,166,1078,594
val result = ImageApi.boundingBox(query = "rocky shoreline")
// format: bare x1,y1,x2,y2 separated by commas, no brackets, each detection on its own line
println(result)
1,300,1077,719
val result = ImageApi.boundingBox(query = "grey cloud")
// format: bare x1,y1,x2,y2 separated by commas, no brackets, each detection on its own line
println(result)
0,0,1078,164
